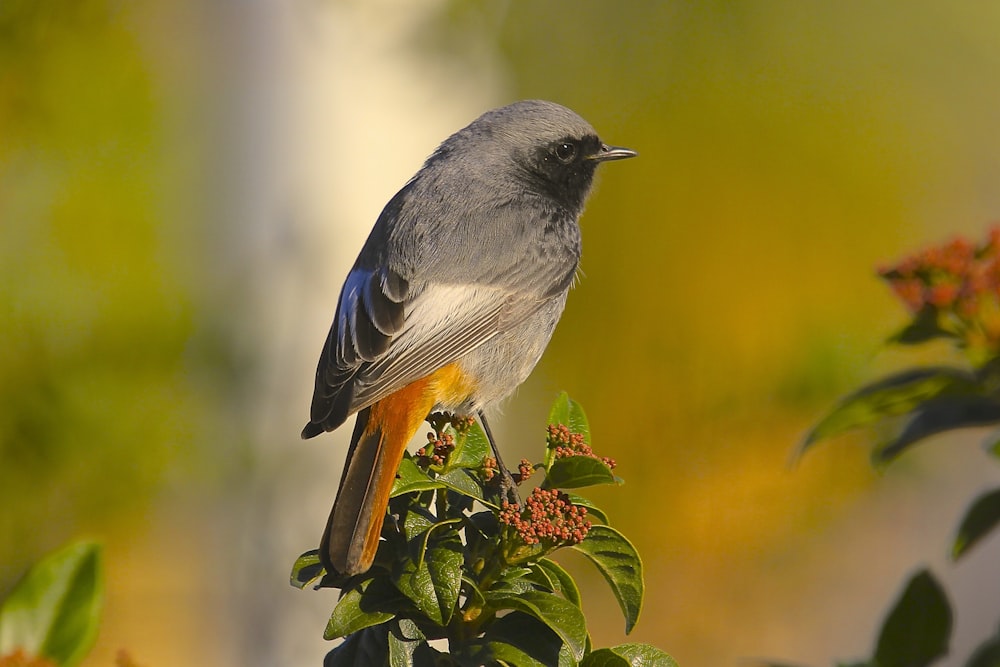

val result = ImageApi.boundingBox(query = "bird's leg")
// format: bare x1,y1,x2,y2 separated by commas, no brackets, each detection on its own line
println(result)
477,410,520,506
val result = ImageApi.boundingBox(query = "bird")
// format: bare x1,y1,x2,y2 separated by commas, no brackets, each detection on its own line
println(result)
302,99,636,576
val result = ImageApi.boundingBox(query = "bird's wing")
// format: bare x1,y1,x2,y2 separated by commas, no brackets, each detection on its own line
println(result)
304,264,569,436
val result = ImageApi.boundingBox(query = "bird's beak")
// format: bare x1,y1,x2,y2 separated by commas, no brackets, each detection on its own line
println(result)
590,143,638,162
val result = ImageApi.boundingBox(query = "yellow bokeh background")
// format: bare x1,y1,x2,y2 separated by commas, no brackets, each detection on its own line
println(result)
3,2,1000,666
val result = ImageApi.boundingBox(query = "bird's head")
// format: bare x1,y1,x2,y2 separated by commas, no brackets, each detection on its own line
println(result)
432,100,636,214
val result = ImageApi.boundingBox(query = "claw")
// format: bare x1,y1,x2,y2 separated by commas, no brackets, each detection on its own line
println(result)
478,410,521,507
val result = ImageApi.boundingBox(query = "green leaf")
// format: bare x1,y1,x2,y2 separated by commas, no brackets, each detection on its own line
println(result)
546,393,593,469
799,366,981,454
499,566,532,580
545,456,619,489
447,420,492,470
393,530,463,627
461,575,486,610
582,644,679,667
401,506,436,543
581,648,631,667
873,569,951,667
564,494,610,524
484,640,553,667
525,562,558,592
873,395,1000,464
482,611,568,667
325,625,390,667
952,487,1000,560
465,511,502,567
889,307,956,346
566,395,593,446
548,392,572,429
289,550,325,589
423,531,463,621
391,456,445,497
536,558,583,608
965,625,1000,667
487,567,536,597
387,618,431,667
571,525,643,634
438,468,487,503
484,589,588,662
324,578,398,640
0,540,103,667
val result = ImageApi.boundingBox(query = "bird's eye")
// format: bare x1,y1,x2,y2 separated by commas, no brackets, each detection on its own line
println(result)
554,142,576,163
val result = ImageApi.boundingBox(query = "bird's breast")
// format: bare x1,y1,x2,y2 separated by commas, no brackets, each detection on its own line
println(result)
445,292,570,413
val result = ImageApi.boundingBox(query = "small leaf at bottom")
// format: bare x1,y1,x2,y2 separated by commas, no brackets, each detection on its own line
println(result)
324,578,401,640
873,569,951,667
484,589,587,661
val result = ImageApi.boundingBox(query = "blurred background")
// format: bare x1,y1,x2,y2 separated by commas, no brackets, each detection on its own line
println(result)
4,1,1000,665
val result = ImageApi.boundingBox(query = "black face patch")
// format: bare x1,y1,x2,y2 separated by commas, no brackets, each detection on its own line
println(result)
528,134,604,213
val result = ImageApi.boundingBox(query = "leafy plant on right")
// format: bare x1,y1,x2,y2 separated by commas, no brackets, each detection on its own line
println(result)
785,226,1000,667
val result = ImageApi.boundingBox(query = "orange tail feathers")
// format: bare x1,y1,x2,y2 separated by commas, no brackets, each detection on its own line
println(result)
320,363,477,576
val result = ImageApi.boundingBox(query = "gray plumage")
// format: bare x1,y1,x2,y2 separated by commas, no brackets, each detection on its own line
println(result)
303,99,636,438
303,99,636,575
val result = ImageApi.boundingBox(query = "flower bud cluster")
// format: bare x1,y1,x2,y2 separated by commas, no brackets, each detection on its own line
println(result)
879,227,1000,353
513,458,534,485
546,424,616,469
0,649,57,667
481,456,497,481
499,488,591,547
427,412,475,434
416,431,455,468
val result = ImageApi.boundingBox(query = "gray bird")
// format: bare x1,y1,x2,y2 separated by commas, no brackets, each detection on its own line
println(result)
302,99,636,575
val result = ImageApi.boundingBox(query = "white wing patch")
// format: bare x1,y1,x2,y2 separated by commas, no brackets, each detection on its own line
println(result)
349,282,543,411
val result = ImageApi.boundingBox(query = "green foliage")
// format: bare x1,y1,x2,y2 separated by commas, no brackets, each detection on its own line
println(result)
0,1,231,590
804,228,1000,555
965,624,1000,667
546,393,592,452
799,364,1000,466
952,488,1000,560
543,456,621,490
873,570,951,667
292,393,674,666
798,366,983,456
797,228,1000,667
805,228,1000,464
570,527,643,635
0,541,103,667
581,644,679,667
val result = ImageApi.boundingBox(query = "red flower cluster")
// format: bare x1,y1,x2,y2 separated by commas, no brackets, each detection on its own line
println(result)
514,458,534,484
417,431,455,467
481,456,497,481
0,650,56,667
499,488,591,547
483,457,532,485
879,226,1000,353
547,424,616,469
428,412,475,434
